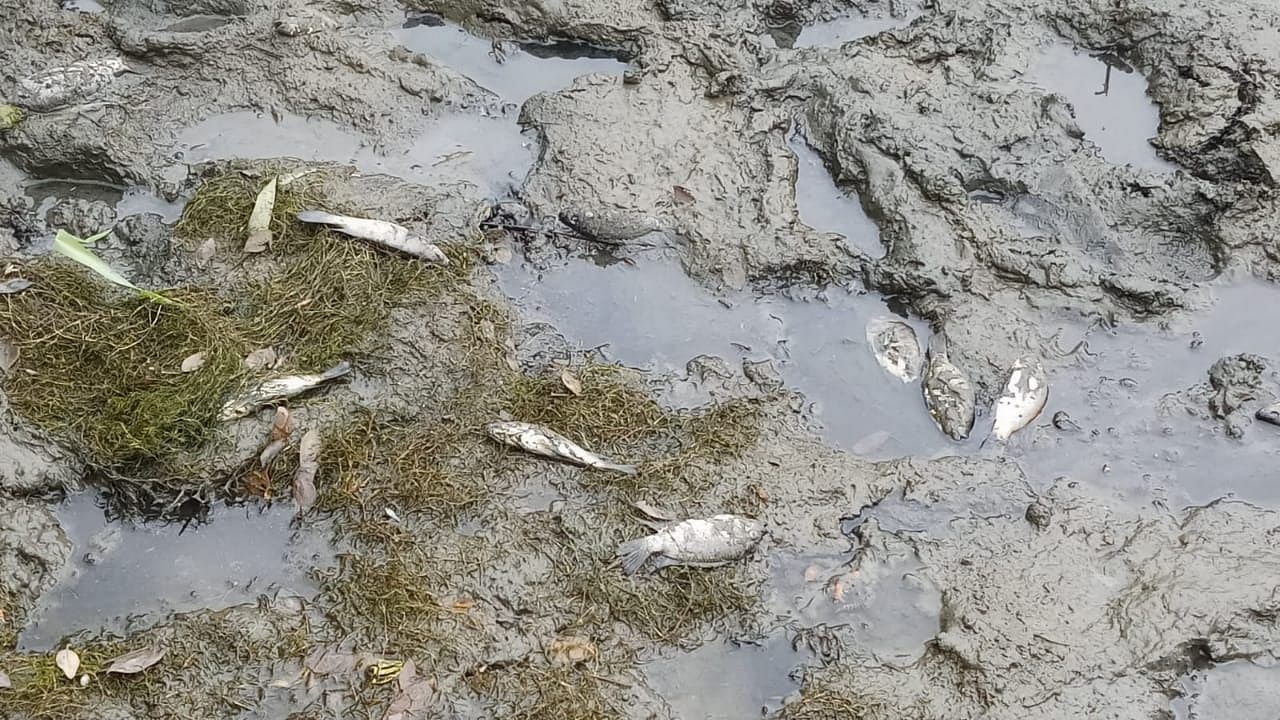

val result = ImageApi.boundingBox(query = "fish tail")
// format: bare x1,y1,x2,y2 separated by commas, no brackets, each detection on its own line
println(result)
296,210,342,226
321,360,352,379
617,537,655,575
595,460,639,476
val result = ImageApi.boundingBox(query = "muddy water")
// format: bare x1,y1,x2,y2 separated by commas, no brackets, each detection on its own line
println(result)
1028,42,1174,172
1172,661,1280,720
792,10,922,47
17,494,328,651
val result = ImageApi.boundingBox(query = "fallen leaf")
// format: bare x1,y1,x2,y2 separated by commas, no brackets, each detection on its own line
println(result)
53,229,174,305
672,185,696,205
195,238,216,263
385,507,402,523
105,645,166,675
293,429,321,511
244,347,277,370
259,438,286,468
0,278,32,294
246,467,272,500
270,406,292,441
0,338,18,373
244,177,278,254
803,565,820,583
547,635,597,666
55,648,80,679
560,369,583,396
384,659,436,720
449,595,475,613
0,670,10,689
180,352,206,373
79,673,89,687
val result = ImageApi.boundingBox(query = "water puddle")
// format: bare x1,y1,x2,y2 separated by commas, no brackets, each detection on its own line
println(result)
791,10,921,48
116,186,185,222
499,252,946,459
1173,661,1280,720
643,635,800,719
1007,280,1280,507
61,0,104,13
179,110,535,197
18,493,329,651
767,551,939,665
1028,42,1173,172
392,15,626,104
790,128,884,258
161,15,231,33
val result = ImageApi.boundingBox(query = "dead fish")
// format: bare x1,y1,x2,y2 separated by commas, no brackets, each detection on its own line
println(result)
14,56,132,112
617,511,764,575
866,317,923,382
1257,402,1280,427
922,332,976,440
296,210,449,264
293,429,321,511
991,356,1049,441
0,278,32,294
219,361,351,420
485,420,638,475
559,205,663,244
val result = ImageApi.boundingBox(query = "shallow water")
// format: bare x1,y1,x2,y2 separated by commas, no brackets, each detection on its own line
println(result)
643,635,800,719
392,17,626,103
1028,42,1174,172
1172,660,1280,719
793,11,921,47
789,129,884,258
18,493,328,651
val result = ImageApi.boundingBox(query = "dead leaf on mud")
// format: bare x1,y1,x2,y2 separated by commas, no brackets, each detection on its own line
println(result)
384,659,436,720
305,647,356,679
195,238,216,263
293,429,321,511
55,648,80,679
0,670,10,689
270,406,292,440
547,635,597,666
448,594,475,613
105,645,166,674
0,278,32,294
180,352,206,373
673,185,696,205
244,347,277,370
246,467,272,500
244,176,277,254
0,337,18,373
560,369,583,396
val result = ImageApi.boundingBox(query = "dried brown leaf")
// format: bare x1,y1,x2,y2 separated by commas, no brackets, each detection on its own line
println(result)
0,670,10,689
270,406,292,441
294,429,321,511
105,645,166,675
547,635,597,666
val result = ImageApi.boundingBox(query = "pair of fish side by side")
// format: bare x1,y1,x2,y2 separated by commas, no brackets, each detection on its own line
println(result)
484,420,638,475
218,361,352,421
616,502,765,575
296,211,449,264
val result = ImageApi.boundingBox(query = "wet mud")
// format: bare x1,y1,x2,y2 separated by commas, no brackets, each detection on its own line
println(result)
3,0,1280,717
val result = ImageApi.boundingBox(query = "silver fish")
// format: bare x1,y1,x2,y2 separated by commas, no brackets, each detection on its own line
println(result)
559,205,663,244
296,210,449,264
922,332,975,440
1257,402,1280,427
991,356,1049,441
484,420,637,475
219,361,351,420
14,56,131,112
617,511,764,575
866,317,923,382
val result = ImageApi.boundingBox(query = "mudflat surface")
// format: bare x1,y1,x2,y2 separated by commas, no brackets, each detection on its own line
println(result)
2,0,1280,718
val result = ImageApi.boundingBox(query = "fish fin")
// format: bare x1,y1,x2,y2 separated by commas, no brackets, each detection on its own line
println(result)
617,538,654,576
595,461,638,476
296,210,341,226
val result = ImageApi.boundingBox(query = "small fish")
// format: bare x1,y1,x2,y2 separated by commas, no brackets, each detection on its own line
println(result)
617,513,764,575
559,205,663,244
219,361,351,420
866,317,923,382
296,210,449,264
14,56,132,112
922,332,976,440
0,278,33,294
990,356,1049,441
1257,402,1280,427
485,420,638,475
